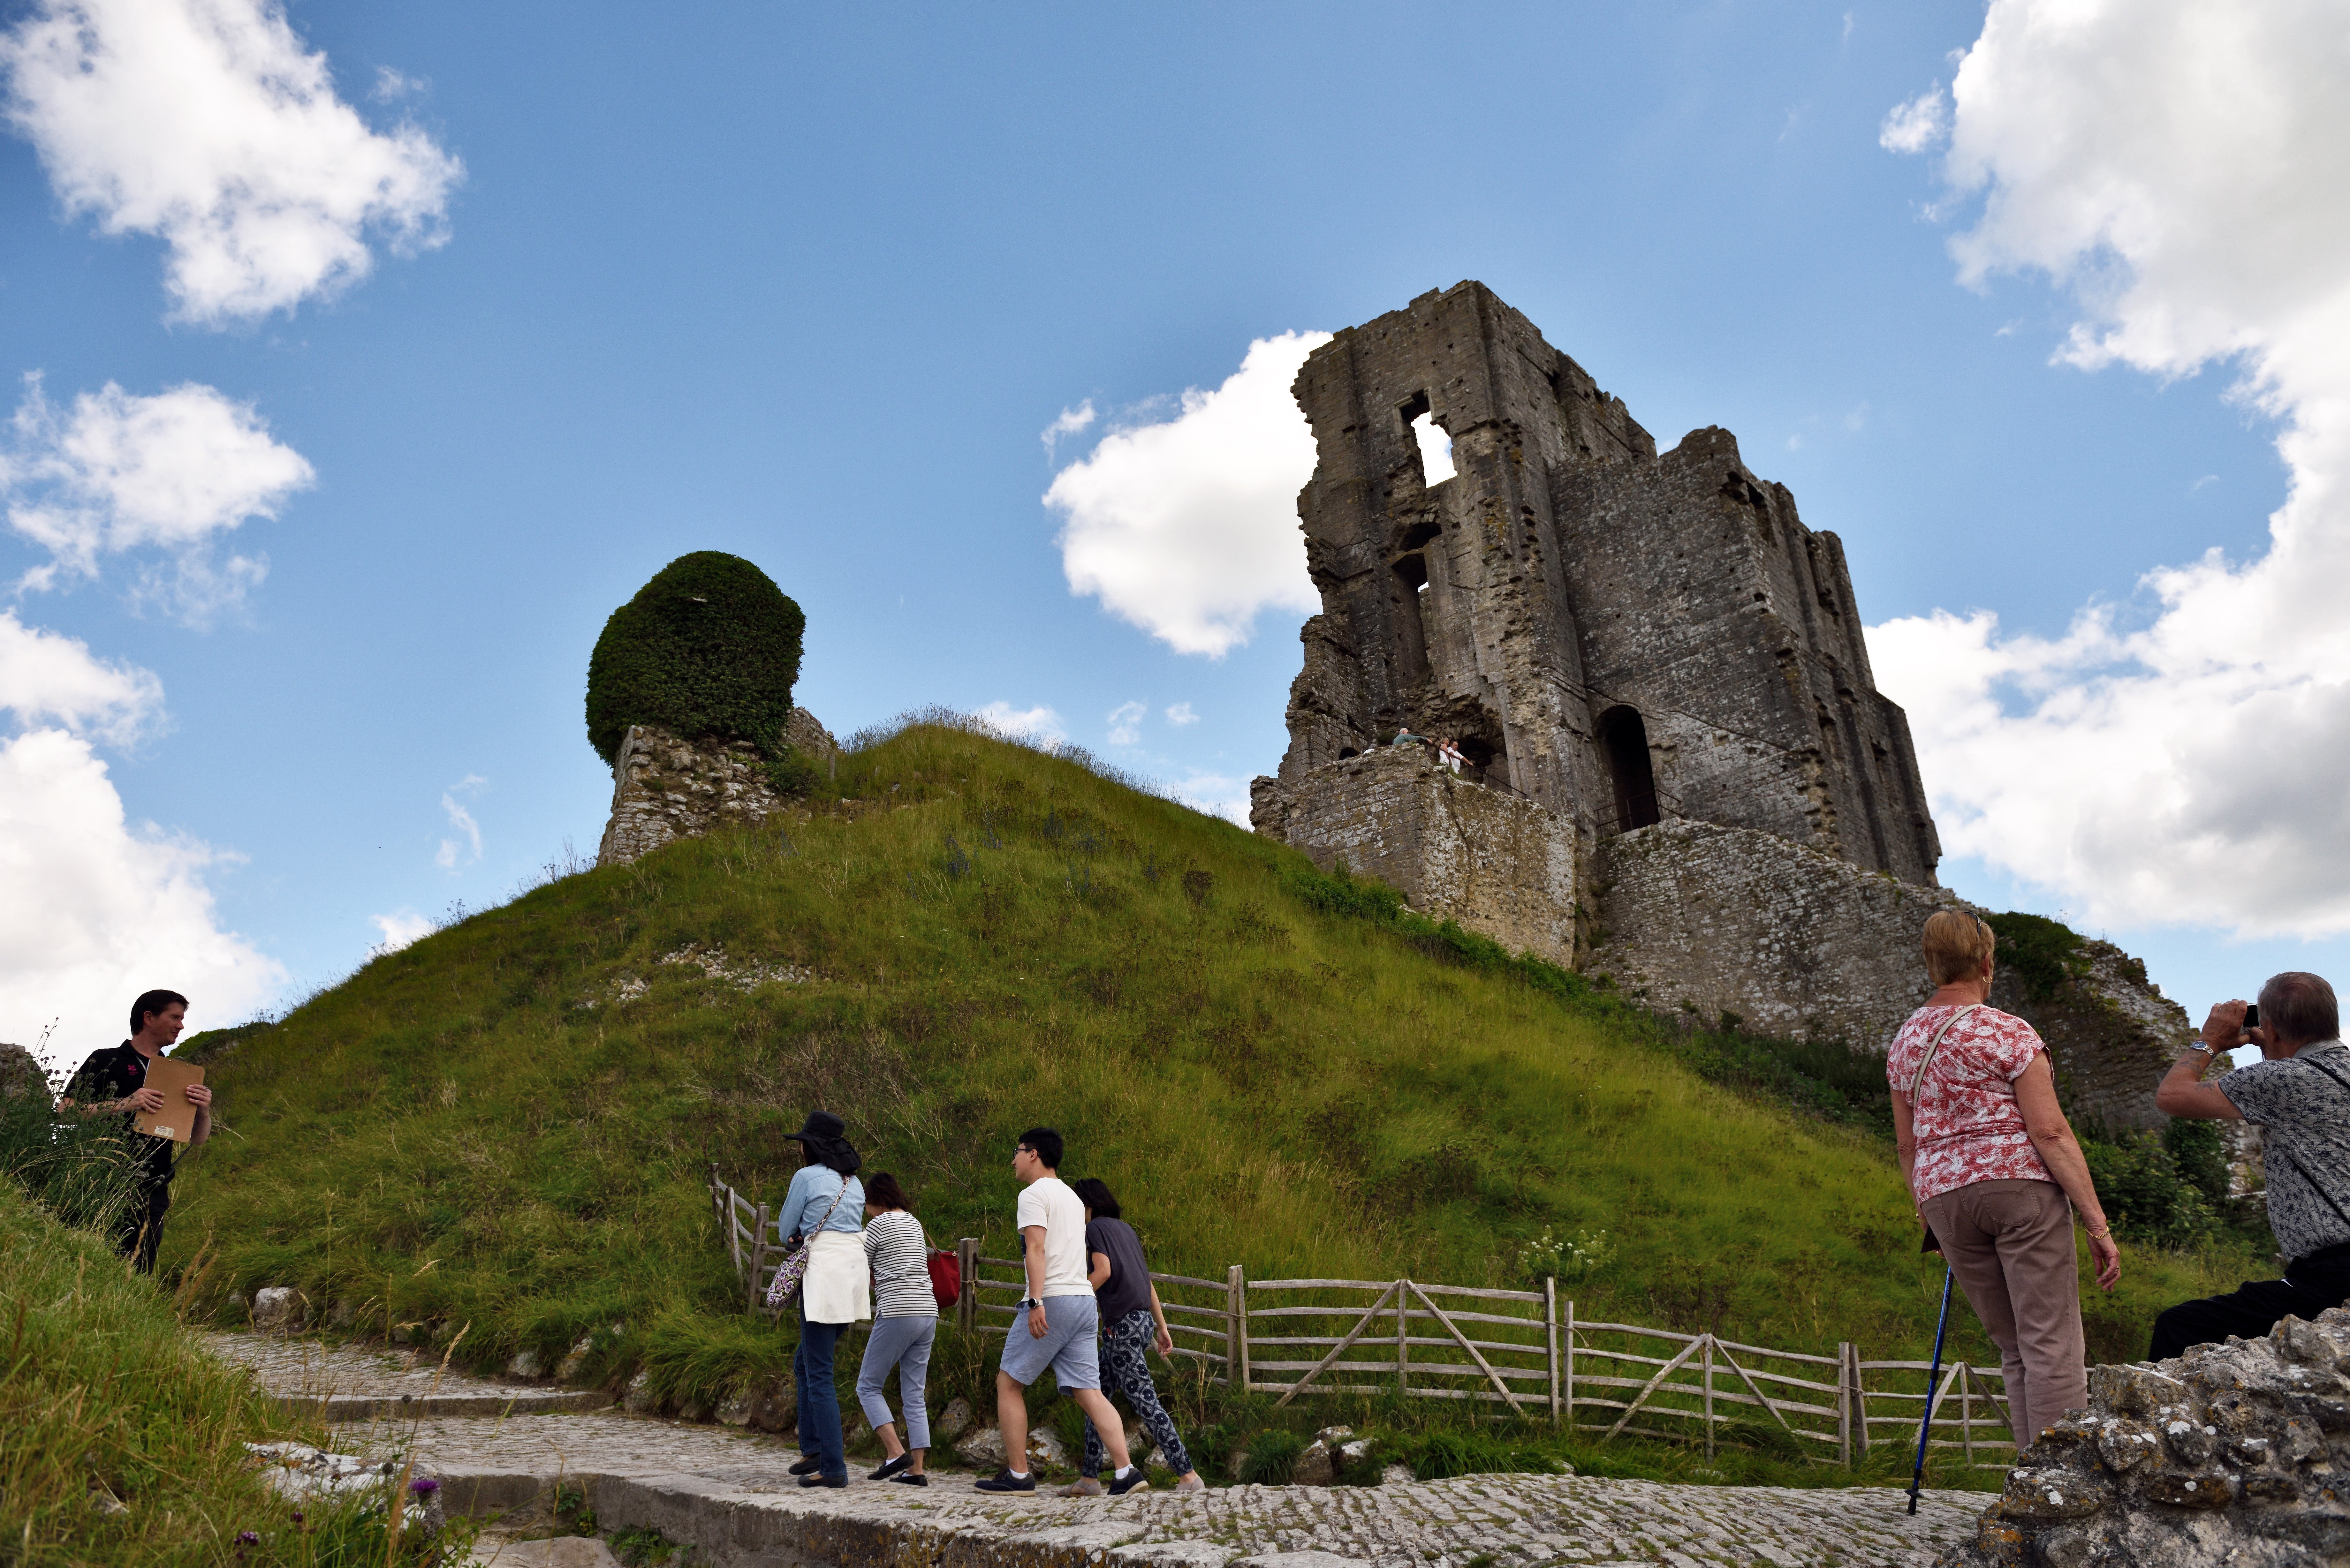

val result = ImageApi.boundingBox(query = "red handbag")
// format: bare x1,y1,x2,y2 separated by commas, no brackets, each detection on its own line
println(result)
926,1249,961,1313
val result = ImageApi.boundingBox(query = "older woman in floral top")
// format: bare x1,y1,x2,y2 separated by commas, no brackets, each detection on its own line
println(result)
1889,911,2120,1455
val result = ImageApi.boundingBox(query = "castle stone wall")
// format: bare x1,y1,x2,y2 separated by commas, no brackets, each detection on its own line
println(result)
596,710,836,867
1251,745,1581,969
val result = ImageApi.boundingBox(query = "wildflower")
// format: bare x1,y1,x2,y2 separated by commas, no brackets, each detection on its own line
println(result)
409,1477,441,1496
237,1531,259,1545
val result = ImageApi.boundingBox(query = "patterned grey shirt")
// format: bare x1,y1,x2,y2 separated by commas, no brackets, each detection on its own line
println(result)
2220,1039,2350,1262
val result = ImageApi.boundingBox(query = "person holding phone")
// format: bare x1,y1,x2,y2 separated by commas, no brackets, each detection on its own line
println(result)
2151,972,2350,1358
59,989,213,1274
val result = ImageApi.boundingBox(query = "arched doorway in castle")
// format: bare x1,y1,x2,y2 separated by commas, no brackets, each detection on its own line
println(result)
1598,705,1661,833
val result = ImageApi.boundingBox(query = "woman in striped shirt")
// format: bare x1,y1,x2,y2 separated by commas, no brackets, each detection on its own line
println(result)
856,1172,938,1484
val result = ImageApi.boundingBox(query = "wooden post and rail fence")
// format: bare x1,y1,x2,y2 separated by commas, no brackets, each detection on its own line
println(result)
708,1166,2012,1469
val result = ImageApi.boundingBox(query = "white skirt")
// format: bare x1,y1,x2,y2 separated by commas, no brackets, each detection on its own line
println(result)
800,1231,872,1325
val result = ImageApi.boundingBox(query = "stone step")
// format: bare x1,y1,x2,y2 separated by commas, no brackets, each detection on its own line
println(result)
278,1390,614,1422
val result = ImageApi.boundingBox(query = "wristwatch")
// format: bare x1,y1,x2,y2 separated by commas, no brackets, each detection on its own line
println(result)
1019,1297,1043,1310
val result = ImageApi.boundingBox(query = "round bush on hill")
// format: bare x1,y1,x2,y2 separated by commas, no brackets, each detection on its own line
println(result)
586,552,805,765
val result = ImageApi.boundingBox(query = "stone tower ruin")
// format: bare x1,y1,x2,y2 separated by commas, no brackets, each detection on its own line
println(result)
1253,283,2186,1124
1262,280,1937,886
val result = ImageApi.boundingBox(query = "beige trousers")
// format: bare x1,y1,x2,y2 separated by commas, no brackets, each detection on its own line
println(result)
1918,1178,2086,1453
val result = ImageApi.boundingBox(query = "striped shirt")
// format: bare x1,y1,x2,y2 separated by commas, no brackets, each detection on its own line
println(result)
863,1210,935,1318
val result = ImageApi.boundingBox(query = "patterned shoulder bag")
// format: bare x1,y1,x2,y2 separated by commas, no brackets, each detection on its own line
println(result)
766,1179,853,1309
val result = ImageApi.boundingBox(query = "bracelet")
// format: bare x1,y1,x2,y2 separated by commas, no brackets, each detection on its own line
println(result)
2086,1226,2112,1240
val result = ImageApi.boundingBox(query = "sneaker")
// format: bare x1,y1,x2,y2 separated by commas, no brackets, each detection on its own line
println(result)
868,1454,913,1482
1175,1474,1205,1492
974,1468,1036,1493
1057,1477,1103,1497
787,1455,822,1477
890,1472,929,1487
1106,1471,1151,1497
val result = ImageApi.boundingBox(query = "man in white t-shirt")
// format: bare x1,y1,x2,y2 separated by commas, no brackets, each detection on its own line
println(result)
977,1127,1144,1494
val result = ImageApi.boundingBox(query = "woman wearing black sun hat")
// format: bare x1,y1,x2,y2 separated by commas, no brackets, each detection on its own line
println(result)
775,1111,868,1488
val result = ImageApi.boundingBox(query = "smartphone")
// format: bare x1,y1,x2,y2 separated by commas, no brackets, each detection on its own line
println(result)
2245,1004,2261,1029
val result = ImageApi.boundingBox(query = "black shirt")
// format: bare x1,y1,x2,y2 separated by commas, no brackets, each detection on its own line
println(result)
66,1042,177,1186
1085,1216,1154,1324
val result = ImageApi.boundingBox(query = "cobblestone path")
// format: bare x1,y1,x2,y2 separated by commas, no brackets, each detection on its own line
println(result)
212,1333,1989,1567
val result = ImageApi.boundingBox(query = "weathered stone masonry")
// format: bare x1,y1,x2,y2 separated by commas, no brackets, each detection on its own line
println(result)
1253,283,2186,1127
596,708,837,867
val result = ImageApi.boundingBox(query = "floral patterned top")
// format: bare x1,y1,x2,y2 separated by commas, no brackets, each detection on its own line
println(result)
1886,1004,2054,1201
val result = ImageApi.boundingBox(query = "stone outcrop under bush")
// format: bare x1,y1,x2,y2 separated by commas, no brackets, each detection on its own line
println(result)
596,710,836,867
1940,1308,2350,1567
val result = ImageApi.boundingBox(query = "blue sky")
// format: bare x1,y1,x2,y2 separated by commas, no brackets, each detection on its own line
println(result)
3,0,2343,1062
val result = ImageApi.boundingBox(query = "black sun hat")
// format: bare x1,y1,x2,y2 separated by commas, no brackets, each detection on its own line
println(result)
784,1110,861,1175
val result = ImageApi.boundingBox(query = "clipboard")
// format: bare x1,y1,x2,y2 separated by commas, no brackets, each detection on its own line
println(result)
134,1056,205,1142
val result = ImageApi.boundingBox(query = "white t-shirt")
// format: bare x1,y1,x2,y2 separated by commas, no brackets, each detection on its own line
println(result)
1014,1175,1090,1297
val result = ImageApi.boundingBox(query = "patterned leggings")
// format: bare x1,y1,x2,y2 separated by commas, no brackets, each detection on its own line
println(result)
1081,1308,1193,1478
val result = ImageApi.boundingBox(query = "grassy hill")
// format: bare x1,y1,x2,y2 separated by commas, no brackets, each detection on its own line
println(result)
163,716,2256,1442
0,1176,464,1566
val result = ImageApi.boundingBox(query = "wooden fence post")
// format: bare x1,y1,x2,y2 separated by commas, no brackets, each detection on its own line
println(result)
1236,1266,1251,1391
1851,1343,1871,1454
1396,1278,1410,1397
1837,1340,1853,1466
1231,1269,1250,1391
1545,1277,1560,1428
957,1238,979,1333
1702,1335,1715,1459
749,1202,771,1316
1563,1297,1575,1431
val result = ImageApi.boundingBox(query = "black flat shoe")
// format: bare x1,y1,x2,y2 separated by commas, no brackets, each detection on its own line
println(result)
787,1455,822,1476
890,1472,929,1486
798,1473,848,1489
868,1453,913,1482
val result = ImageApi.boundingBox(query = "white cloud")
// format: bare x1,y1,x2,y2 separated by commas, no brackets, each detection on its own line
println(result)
1106,699,1146,746
1869,0,2350,937
369,66,421,104
0,726,283,1072
435,774,484,870
1042,400,1095,456
1879,82,1950,153
0,0,462,325
2,375,313,622
1164,701,1199,727
1164,770,1252,827
1046,331,1329,657
368,909,432,955
974,701,1065,748
0,608,163,745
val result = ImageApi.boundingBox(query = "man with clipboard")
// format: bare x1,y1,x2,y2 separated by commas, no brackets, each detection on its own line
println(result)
60,989,214,1275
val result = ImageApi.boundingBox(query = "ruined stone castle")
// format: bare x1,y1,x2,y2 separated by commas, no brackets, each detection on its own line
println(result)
1251,283,2186,1129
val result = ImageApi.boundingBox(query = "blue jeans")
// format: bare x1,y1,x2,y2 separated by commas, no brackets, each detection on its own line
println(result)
856,1315,936,1449
793,1311,846,1479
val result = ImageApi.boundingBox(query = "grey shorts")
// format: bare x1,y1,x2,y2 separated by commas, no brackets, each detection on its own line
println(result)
998,1293,1101,1390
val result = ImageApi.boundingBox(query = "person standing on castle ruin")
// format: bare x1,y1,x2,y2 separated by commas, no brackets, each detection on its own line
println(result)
1889,912,2120,1455
2149,973,2350,1358
60,989,213,1275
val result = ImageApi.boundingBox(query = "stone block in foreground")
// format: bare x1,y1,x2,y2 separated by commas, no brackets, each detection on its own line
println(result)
1937,1307,2350,1567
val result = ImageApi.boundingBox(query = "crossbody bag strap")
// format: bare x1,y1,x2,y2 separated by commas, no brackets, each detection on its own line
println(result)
1907,1003,1982,1103
794,1177,853,1246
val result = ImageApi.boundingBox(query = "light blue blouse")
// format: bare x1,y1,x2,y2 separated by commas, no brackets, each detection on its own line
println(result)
775,1165,865,1244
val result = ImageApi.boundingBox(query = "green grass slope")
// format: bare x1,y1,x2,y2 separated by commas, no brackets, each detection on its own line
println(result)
0,1179,463,1566
166,719,2256,1412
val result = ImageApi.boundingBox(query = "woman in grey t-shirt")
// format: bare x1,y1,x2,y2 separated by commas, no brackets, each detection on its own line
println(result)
855,1172,937,1484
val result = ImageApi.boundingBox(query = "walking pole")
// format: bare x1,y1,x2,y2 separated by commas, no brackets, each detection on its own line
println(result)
1907,1266,1955,1516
